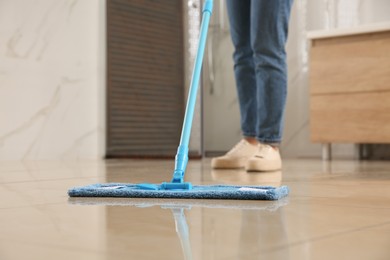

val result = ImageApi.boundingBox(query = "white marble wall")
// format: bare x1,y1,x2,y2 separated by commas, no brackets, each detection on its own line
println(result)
0,0,105,160
203,0,390,158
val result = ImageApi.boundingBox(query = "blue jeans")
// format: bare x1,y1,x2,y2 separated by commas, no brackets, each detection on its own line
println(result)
226,0,293,144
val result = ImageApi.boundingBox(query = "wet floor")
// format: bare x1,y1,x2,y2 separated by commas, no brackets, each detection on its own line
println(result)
0,158,389,259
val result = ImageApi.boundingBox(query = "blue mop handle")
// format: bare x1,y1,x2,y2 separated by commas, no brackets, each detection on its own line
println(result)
172,0,213,183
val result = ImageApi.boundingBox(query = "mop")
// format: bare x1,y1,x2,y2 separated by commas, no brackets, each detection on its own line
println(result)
68,0,289,201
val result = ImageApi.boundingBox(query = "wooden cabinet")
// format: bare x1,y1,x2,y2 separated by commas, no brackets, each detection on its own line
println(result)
308,24,390,159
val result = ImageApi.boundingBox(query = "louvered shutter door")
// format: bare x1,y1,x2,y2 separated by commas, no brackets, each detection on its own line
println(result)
107,0,184,157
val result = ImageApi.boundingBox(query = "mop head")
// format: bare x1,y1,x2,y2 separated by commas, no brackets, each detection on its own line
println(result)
68,183,289,200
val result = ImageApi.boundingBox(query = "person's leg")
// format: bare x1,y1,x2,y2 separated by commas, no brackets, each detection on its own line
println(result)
246,0,293,171
226,0,257,139
212,0,258,169
250,0,293,145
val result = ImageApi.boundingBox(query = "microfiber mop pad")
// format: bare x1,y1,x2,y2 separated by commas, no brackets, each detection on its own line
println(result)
68,183,289,200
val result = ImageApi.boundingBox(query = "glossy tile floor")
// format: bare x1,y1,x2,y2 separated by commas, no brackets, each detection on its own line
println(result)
1,158,390,260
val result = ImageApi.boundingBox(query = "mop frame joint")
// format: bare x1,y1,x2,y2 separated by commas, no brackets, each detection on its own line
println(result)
203,0,213,13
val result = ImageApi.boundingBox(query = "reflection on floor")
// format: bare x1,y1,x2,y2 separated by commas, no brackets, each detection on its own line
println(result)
0,159,390,259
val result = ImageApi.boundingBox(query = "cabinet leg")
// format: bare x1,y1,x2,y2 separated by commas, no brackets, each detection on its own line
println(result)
322,143,332,161
359,144,371,160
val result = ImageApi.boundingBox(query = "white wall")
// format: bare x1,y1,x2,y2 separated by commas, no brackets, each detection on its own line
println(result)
0,0,105,160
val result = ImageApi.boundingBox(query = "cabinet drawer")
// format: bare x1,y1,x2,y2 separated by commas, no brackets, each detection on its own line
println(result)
310,31,390,95
310,91,390,143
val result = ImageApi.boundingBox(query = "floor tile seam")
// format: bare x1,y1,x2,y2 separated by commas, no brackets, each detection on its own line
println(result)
0,238,107,255
266,221,390,253
0,236,178,258
0,176,103,185
0,161,111,172
0,165,169,174
290,195,390,203
280,178,355,182
289,197,390,208
0,168,106,175
290,195,390,205
0,201,66,210
282,179,390,184
283,182,390,187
